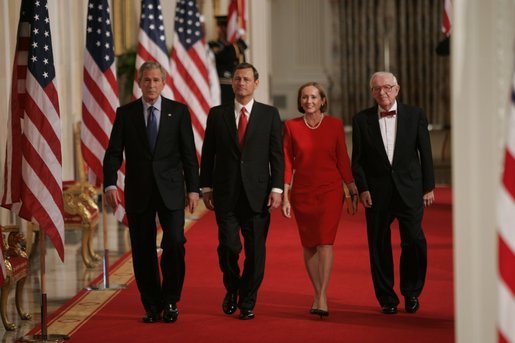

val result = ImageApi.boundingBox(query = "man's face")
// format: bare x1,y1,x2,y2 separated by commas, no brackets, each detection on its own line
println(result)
232,68,258,101
370,74,399,110
139,68,165,103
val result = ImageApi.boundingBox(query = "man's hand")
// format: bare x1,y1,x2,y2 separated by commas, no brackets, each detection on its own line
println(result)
268,191,282,210
360,191,373,208
202,191,214,210
423,190,435,207
104,189,120,211
186,192,200,214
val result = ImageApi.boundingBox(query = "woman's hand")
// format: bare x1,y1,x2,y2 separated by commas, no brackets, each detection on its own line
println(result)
282,200,292,218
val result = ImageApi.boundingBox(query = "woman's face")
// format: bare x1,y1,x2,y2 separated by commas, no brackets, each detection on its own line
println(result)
300,85,324,115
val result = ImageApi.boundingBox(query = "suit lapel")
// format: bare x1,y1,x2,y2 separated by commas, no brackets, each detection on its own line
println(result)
154,99,169,154
366,107,391,166
392,103,406,166
244,102,259,146
129,99,150,151
222,104,239,148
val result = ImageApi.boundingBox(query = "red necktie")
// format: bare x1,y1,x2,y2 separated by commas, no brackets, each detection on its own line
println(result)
238,107,248,147
380,110,396,118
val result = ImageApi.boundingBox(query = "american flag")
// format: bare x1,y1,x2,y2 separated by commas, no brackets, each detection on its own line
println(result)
1,0,65,261
133,0,174,99
498,70,515,343
227,0,246,43
82,0,127,225
442,0,452,37
170,0,214,158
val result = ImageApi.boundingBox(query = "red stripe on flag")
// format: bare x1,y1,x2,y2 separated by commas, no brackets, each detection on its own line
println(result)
83,70,117,123
81,143,103,182
44,82,61,121
20,188,64,261
81,105,110,150
21,135,63,212
498,330,509,343
499,235,515,296
170,50,208,135
104,67,119,98
502,150,515,200
169,81,206,143
24,94,62,163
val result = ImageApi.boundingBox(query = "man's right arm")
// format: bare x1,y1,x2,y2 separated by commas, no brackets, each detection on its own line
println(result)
103,108,124,210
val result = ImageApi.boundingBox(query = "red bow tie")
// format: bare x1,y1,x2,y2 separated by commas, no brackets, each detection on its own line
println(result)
380,110,396,118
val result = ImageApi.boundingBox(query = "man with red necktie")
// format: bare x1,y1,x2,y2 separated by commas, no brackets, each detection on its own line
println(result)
200,62,284,320
351,71,435,315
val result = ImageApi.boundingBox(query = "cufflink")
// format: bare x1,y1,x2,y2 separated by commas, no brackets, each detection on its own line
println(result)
168,113,172,117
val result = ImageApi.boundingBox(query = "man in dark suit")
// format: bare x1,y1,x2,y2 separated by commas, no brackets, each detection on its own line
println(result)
103,61,199,323
200,62,284,320
351,71,435,315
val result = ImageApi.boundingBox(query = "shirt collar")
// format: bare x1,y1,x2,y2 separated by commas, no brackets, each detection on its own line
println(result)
143,96,162,113
378,101,398,117
235,98,255,116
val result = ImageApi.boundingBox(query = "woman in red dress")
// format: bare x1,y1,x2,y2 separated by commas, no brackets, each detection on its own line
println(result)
282,82,358,317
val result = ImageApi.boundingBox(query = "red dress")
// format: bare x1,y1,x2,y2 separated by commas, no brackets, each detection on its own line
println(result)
283,115,354,248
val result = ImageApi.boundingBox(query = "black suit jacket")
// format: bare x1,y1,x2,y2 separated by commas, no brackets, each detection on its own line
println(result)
200,101,284,213
103,97,199,214
351,103,435,207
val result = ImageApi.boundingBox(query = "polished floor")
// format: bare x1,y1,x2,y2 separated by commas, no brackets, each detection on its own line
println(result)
0,212,131,343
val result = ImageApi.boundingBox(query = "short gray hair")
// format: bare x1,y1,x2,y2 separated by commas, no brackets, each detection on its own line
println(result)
369,71,398,88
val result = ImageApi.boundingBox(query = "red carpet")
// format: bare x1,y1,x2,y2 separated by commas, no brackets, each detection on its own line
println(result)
48,187,454,342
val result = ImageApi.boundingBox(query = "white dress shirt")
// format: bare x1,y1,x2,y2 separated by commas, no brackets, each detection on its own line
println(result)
378,101,398,165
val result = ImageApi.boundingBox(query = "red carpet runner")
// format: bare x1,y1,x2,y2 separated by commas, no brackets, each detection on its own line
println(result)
36,187,454,342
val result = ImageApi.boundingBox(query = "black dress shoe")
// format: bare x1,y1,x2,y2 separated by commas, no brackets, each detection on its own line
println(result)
163,303,179,323
381,305,397,314
239,309,255,320
142,311,161,323
222,292,237,315
405,296,420,313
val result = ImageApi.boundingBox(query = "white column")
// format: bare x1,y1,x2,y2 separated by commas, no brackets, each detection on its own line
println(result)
247,0,271,104
453,0,515,342
0,0,22,223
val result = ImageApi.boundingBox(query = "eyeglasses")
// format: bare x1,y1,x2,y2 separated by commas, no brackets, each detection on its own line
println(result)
371,85,396,93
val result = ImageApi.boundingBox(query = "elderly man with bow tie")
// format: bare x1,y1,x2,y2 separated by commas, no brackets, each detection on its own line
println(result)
351,71,435,315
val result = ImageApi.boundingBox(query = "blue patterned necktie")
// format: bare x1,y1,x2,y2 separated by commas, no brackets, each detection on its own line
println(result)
147,106,158,153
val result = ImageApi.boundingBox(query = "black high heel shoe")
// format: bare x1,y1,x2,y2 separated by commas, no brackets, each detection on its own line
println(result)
316,309,329,318
309,308,318,315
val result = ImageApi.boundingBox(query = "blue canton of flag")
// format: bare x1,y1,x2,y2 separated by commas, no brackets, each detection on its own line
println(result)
28,0,55,88
174,0,203,50
141,0,168,54
86,0,115,71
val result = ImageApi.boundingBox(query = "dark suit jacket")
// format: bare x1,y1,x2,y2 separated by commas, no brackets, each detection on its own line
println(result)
103,97,199,214
200,101,284,213
351,103,435,208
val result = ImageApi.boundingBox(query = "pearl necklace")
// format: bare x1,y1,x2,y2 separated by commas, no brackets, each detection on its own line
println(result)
303,114,324,129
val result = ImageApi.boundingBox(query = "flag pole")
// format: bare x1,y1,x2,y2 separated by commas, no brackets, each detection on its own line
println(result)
19,230,69,342
85,197,126,291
